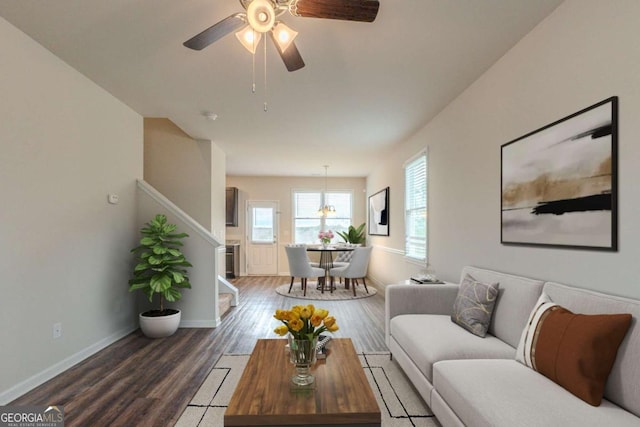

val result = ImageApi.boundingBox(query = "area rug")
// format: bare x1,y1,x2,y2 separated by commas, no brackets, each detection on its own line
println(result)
274,283,377,300
175,352,438,427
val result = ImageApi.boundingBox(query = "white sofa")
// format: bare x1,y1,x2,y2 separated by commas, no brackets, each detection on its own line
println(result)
385,266,640,427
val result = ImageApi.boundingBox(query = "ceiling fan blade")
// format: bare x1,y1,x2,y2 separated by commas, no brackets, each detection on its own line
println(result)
270,33,305,72
183,14,246,50
292,0,379,23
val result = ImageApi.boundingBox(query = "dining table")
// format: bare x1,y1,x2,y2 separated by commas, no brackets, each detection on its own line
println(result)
306,245,355,291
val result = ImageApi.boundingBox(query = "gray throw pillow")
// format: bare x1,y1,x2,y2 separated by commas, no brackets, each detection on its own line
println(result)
451,274,499,337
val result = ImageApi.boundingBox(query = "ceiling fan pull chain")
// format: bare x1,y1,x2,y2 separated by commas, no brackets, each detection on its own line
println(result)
264,34,268,112
252,30,257,94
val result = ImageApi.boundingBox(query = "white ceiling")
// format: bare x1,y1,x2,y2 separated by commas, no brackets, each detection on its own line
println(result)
0,0,563,177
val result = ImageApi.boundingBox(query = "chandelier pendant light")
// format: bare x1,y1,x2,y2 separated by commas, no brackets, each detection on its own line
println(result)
318,165,336,217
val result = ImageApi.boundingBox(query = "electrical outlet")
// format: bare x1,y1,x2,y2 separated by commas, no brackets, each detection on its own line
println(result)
53,322,62,339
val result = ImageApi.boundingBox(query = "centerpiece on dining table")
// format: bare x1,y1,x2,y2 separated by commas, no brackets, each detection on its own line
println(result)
318,230,334,248
274,305,339,387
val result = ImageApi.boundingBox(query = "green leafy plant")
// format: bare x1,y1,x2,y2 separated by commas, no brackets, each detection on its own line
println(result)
128,214,192,314
337,223,366,244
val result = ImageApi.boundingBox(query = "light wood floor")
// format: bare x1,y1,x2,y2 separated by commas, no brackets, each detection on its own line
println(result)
11,276,388,426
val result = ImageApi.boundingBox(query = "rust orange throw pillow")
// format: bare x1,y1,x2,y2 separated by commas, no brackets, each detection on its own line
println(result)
517,302,631,406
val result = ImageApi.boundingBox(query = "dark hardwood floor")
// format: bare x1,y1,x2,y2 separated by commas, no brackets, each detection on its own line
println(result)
11,276,388,426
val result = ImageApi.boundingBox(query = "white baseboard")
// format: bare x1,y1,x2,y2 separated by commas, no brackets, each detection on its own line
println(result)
366,275,388,293
0,325,137,405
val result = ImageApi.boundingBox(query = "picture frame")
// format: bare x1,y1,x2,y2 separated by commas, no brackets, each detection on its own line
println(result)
369,187,389,236
501,97,618,251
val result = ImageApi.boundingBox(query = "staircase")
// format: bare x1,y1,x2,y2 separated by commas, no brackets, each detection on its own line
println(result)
219,293,234,318
138,180,237,327
218,275,239,319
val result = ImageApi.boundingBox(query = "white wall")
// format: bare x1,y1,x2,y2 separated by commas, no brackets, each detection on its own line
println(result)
144,118,213,230
367,0,640,299
0,17,142,402
226,176,367,276
211,142,227,243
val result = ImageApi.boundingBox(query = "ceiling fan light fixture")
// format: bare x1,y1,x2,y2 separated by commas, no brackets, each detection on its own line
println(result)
235,26,262,53
247,0,276,33
272,22,298,53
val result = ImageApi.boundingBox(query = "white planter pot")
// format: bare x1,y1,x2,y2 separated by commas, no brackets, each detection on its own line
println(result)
139,309,181,338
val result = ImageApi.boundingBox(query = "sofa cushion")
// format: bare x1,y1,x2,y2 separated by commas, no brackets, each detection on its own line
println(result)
389,314,515,381
451,273,499,337
543,282,640,417
516,292,631,406
432,359,640,427
460,266,544,347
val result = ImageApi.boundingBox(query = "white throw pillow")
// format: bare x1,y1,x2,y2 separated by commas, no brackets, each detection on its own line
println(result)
515,293,556,365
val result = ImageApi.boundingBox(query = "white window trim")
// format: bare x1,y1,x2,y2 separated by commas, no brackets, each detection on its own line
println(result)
404,149,428,263
291,188,354,244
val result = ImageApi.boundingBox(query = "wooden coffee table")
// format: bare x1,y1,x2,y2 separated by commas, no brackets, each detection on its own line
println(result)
224,338,381,426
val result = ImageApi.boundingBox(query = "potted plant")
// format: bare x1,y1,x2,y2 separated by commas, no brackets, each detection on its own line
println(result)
337,223,366,245
128,214,192,338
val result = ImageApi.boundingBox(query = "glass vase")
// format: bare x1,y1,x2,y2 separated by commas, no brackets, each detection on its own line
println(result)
288,335,318,387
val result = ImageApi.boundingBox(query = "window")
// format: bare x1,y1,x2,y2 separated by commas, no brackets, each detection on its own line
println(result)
324,192,352,240
293,190,353,244
405,152,427,261
293,191,321,244
251,207,274,243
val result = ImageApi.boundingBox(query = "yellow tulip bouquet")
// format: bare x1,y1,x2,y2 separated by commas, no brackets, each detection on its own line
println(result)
273,304,339,341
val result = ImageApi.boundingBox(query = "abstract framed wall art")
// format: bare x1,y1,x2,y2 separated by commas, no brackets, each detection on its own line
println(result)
501,97,618,251
369,187,389,236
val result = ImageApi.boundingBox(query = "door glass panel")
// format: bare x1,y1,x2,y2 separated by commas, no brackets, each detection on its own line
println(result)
252,207,274,243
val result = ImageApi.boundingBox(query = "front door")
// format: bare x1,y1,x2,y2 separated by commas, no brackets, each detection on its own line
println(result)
246,201,279,275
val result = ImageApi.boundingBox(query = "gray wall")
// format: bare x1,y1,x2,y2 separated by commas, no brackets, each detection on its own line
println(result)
0,17,143,402
367,0,640,300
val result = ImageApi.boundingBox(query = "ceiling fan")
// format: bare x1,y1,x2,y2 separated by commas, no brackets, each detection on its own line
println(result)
183,0,380,72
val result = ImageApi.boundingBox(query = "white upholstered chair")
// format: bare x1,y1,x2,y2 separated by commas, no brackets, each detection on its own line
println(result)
332,248,354,267
329,246,373,296
332,245,359,283
285,245,326,296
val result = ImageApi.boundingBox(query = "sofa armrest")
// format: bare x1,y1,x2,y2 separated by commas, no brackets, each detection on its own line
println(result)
385,283,459,346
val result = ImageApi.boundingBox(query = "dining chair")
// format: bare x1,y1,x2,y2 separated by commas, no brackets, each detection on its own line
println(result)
285,246,326,296
332,245,357,283
329,246,373,296
332,249,353,267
